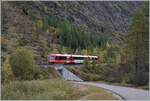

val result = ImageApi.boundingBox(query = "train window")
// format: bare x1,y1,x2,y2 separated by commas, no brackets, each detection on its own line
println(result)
93,58,98,60
49,56,55,60
74,57,84,60
56,56,67,60
90,57,98,60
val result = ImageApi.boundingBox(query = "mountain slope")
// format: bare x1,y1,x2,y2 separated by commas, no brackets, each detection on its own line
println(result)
1,1,144,63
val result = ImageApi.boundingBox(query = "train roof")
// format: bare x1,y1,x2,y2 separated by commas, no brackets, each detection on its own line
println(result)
48,54,98,58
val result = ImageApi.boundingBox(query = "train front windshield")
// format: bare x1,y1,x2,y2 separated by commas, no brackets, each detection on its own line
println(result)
49,56,55,60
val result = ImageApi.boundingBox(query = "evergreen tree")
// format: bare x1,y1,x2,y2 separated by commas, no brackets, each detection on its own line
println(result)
127,3,149,71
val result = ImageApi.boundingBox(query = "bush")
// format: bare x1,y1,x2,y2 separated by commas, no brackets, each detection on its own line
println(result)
2,56,15,83
34,67,56,80
9,47,37,80
98,64,149,85
128,70,149,86
69,62,148,86
82,59,90,72
34,69,49,80
68,67,101,81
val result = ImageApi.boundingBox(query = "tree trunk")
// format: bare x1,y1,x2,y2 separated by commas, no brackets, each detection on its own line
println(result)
135,32,138,72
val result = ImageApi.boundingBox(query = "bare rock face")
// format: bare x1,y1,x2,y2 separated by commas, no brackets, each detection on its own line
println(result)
41,1,142,34
2,1,143,34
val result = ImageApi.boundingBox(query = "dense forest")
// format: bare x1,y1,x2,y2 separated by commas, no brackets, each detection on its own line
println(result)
1,1,149,87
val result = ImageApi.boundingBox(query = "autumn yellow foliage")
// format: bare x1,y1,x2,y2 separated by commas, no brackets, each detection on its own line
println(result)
2,56,15,83
36,19,43,29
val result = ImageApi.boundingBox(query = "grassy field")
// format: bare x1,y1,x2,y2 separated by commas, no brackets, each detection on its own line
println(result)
2,79,117,100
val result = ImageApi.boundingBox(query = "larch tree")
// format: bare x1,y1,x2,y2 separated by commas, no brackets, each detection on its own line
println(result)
127,3,149,71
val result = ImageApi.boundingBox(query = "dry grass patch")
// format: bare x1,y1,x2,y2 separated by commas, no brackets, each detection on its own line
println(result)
73,83,118,100
2,79,118,100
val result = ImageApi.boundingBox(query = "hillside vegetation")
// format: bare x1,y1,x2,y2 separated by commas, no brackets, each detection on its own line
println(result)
1,1,143,63
1,0,149,92
67,2,149,87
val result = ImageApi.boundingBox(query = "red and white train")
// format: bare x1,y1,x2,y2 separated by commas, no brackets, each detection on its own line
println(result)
48,54,99,64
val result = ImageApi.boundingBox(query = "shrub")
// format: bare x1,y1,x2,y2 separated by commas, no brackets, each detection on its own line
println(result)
1,37,8,51
32,66,61,80
36,19,43,29
128,70,149,86
34,69,48,80
68,67,101,81
9,47,37,80
1,56,15,83
82,59,91,72
69,62,149,86
44,15,58,28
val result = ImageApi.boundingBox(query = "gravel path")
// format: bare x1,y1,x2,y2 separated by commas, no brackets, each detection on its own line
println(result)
74,82,149,100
